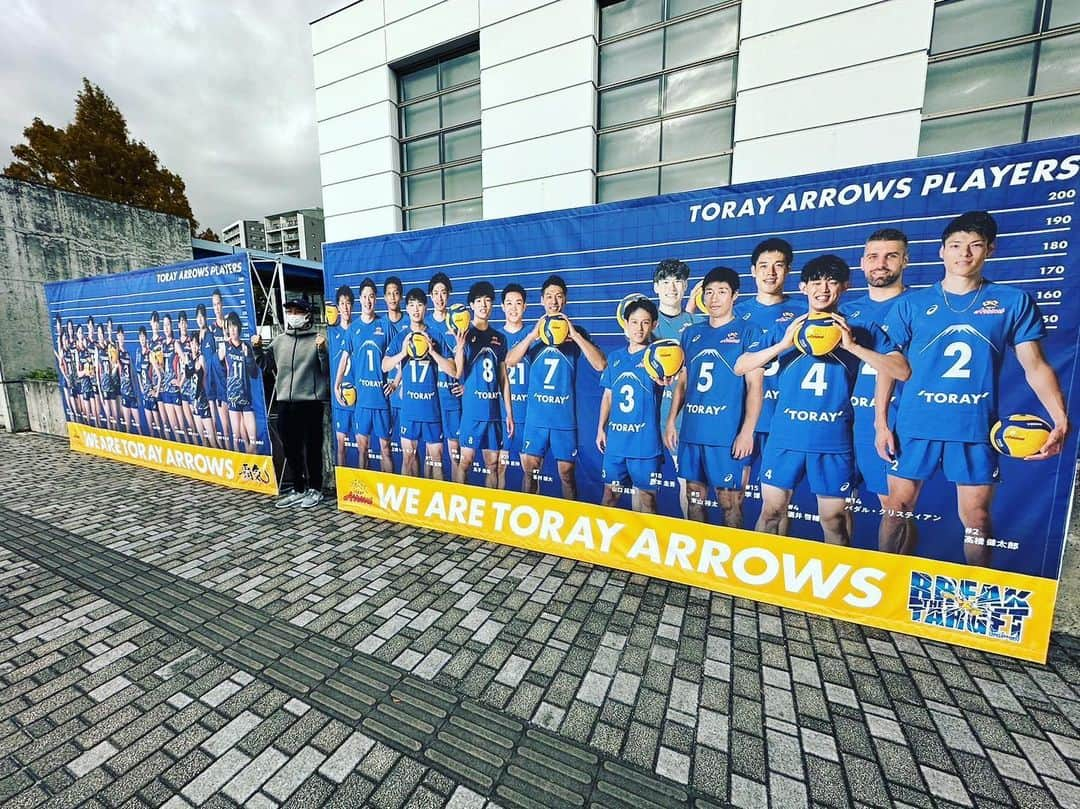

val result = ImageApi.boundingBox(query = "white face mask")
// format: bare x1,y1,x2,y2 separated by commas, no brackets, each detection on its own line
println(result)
285,313,308,329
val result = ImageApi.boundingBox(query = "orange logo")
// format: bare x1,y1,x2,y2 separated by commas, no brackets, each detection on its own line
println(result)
343,480,374,506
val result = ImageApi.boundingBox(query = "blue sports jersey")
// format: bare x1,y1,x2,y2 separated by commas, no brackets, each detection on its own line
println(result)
199,328,224,395
679,319,759,446
460,326,507,424
180,341,198,400
223,342,257,404
159,336,179,392
389,328,440,423
524,325,593,430
504,326,530,431
600,347,663,459
767,307,894,453
656,310,700,430
844,293,906,445
735,296,808,432
348,317,392,410
386,313,408,336
424,312,461,415
885,281,1045,442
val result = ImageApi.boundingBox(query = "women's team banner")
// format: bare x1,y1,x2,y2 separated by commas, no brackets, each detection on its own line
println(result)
325,136,1080,661
44,255,277,495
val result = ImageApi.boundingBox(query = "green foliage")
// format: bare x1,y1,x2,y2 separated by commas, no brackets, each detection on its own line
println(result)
4,79,198,232
196,227,220,242
25,368,58,381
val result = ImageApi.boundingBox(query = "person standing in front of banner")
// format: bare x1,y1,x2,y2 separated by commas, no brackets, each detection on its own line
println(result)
499,283,530,489
426,272,464,480
335,279,394,473
384,289,458,479
842,228,916,552
877,211,1068,567
254,298,329,507
667,268,763,527
736,255,909,545
506,274,607,500
328,284,357,466
454,281,513,488
598,298,667,513
653,258,700,517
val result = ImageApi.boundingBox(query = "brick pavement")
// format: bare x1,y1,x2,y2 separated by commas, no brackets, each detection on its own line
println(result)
0,432,1078,808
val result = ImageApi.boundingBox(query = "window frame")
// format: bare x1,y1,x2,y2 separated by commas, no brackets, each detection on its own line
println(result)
596,0,741,202
397,46,483,231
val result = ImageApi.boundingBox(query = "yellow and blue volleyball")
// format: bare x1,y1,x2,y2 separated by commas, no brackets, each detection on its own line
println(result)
616,293,649,329
793,312,842,356
642,339,685,382
539,314,570,346
325,303,339,326
694,283,705,312
448,303,471,334
340,382,357,407
405,331,431,359
990,414,1051,458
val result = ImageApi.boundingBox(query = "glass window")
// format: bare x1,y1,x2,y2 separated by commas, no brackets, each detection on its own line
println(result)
930,0,1038,54
597,1,738,202
1050,0,1080,27
598,167,660,203
921,0,1080,156
919,105,1026,155
1029,93,1080,138
398,47,482,230
661,154,731,194
1035,31,1080,95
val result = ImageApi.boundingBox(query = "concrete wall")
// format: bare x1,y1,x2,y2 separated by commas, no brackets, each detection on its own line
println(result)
23,380,66,437
0,178,192,430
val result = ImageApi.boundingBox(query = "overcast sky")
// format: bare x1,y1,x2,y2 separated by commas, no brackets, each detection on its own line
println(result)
1,0,333,233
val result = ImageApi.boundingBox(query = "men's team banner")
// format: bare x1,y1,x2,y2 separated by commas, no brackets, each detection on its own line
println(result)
325,136,1080,662
44,255,277,495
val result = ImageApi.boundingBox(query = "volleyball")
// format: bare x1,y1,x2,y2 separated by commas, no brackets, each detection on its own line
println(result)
615,293,648,329
642,339,685,382
406,331,431,359
694,283,705,312
793,313,842,356
340,382,357,407
325,303,339,326
449,303,471,335
990,414,1052,458
539,314,570,345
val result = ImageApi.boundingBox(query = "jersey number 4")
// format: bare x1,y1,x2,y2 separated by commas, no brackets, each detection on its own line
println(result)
800,363,828,396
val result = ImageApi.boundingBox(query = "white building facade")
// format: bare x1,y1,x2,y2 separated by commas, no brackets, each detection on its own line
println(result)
310,0,1080,243
221,219,267,251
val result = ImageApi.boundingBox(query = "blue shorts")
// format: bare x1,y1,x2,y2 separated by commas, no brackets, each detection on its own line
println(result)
193,397,210,419
442,408,461,440
522,425,578,463
355,407,391,441
890,437,999,486
855,441,890,496
461,420,503,452
678,443,749,490
141,395,158,409
228,395,253,413
120,394,138,409
333,404,353,436
401,420,442,445
502,415,525,453
760,443,855,498
603,455,663,492
159,390,181,405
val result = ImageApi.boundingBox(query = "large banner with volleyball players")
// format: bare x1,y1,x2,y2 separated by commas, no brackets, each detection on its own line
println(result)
44,255,277,495
325,136,1080,661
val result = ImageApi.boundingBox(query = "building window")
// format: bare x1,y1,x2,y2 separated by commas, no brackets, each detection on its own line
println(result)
920,0,1080,156
596,0,740,203
398,48,482,230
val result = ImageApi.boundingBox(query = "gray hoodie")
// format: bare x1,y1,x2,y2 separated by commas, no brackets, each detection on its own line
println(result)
257,323,329,402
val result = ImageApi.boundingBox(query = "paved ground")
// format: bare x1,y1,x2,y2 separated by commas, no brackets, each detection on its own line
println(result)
0,432,1078,809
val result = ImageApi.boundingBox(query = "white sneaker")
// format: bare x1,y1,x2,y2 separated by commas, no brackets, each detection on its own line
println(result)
299,489,324,508
274,490,305,508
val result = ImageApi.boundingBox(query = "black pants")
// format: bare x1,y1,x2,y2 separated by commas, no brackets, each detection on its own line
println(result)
277,400,324,493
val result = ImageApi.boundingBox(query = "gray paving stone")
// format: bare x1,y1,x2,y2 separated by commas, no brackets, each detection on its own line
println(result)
200,710,262,756
222,746,288,803
67,740,118,777
264,744,326,802
181,748,250,804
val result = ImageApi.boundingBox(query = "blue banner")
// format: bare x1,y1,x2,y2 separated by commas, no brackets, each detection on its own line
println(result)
325,137,1080,581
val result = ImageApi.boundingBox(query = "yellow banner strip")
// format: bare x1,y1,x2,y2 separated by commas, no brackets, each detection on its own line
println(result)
69,422,278,496
337,468,1055,662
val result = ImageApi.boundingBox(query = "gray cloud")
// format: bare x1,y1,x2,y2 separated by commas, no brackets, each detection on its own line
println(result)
1,0,328,232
